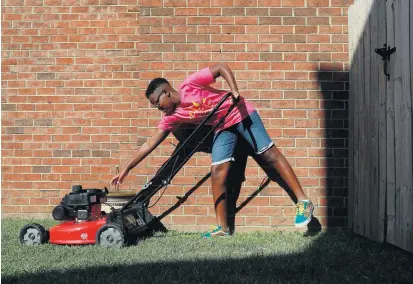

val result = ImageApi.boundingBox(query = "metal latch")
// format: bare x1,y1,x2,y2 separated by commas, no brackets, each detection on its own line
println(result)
375,44,396,80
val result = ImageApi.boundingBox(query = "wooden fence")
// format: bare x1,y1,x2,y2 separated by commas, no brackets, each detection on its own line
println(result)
348,0,413,253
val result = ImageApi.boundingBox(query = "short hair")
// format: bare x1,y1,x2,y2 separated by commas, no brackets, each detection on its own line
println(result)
145,77,169,99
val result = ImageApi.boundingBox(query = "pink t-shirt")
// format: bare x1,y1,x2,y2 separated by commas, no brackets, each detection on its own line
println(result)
158,67,255,132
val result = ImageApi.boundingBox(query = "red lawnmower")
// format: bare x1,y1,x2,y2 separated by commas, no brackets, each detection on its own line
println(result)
19,93,236,248
19,185,112,246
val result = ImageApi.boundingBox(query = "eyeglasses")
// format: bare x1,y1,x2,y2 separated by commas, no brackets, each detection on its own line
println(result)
153,89,167,110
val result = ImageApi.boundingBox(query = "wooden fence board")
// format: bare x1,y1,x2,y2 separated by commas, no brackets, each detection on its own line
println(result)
369,0,379,241
394,0,402,251
356,1,365,236
397,0,413,253
377,0,387,243
385,0,396,246
363,0,373,239
353,0,359,234
409,1,413,252
354,2,362,234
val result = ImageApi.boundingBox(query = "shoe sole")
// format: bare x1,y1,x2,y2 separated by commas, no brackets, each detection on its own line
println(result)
203,232,230,238
295,215,312,227
202,235,230,239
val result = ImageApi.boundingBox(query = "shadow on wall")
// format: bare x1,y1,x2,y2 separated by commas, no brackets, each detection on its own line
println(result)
317,67,350,228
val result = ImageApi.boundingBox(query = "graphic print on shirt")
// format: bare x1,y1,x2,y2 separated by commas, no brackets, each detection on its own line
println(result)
188,97,214,119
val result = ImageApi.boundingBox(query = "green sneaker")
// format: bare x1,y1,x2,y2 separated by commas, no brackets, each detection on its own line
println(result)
295,200,314,227
201,225,230,238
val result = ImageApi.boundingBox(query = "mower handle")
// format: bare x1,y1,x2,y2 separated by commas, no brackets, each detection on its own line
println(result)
121,92,236,210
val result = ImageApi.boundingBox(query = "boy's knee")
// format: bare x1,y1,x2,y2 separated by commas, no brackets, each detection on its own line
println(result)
211,162,231,182
260,146,281,165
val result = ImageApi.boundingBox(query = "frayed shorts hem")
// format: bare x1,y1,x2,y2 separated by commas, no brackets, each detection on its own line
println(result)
211,157,235,166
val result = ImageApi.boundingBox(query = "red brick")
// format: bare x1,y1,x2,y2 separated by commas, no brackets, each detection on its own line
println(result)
270,26,294,34
196,215,216,225
307,0,329,6
172,216,196,225
282,0,304,7
308,35,331,43
319,25,343,34
246,217,270,225
283,17,306,25
307,17,330,25
319,8,342,16
259,0,281,6
320,44,344,52
163,0,186,6
246,26,269,34
331,0,353,6
270,62,294,70
283,129,307,138
30,198,49,205
332,16,347,25
235,17,258,25
271,216,293,226
270,197,293,206
12,198,30,205
272,81,295,90
284,53,307,61
2,206,22,213
239,197,269,206
184,206,208,215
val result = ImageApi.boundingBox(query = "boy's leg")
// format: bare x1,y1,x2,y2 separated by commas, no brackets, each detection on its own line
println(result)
211,162,231,229
259,147,314,226
259,145,307,201
236,111,314,227
202,128,237,237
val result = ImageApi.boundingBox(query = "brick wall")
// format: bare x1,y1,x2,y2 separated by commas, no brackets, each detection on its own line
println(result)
2,0,350,232
1,1,140,214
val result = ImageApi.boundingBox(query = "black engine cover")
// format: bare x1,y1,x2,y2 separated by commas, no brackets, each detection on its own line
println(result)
52,185,107,221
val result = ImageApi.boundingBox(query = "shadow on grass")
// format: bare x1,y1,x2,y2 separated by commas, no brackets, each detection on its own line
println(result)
2,231,413,284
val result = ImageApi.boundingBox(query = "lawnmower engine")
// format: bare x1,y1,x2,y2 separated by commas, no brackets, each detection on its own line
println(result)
52,185,107,222
46,185,108,245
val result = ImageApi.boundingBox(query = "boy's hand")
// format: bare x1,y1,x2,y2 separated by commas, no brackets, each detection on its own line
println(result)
231,91,240,104
111,170,129,186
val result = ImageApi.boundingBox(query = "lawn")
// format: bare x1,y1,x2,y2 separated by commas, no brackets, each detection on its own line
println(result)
2,218,413,284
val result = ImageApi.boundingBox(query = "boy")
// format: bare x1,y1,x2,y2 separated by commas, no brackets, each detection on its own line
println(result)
111,63,314,238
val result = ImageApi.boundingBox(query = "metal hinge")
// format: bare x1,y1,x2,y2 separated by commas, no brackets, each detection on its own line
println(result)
375,44,396,80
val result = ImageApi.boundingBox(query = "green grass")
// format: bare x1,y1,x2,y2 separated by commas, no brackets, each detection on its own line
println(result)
2,218,413,284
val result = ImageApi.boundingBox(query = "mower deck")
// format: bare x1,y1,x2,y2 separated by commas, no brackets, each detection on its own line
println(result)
49,218,107,245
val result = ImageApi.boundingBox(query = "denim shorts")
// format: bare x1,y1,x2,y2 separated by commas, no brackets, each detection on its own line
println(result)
211,110,274,165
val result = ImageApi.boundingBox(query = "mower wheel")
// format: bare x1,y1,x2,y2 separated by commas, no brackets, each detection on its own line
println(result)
19,223,49,245
96,223,125,248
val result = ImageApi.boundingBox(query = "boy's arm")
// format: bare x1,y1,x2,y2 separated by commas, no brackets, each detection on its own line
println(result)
209,63,240,102
111,128,170,185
